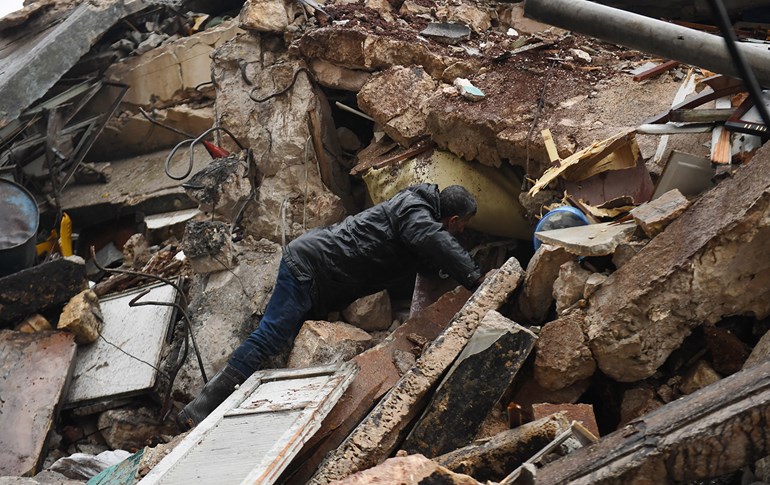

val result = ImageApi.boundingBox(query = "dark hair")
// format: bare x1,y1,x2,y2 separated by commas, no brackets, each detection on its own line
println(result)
439,185,477,218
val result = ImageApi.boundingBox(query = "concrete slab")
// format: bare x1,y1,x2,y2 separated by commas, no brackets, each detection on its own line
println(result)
535,221,636,257
0,0,146,129
64,282,177,408
0,330,77,476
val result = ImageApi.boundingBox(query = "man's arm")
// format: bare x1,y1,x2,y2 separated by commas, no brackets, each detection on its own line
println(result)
397,206,482,290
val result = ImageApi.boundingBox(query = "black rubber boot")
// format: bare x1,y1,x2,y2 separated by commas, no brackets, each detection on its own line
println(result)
177,364,246,430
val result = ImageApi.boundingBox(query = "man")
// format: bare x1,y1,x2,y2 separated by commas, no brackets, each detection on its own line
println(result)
179,183,482,427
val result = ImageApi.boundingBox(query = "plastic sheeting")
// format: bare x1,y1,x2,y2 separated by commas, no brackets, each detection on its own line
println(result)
363,150,532,239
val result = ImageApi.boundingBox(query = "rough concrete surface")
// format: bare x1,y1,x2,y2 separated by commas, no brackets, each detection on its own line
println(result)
518,244,574,324
170,238,282,399
287,320,372,368
586,143,770,382
534,312,596,391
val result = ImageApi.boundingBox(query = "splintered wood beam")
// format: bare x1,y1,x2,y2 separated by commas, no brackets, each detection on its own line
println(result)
541,129,560,164
632,60,680,82
536,357,770,484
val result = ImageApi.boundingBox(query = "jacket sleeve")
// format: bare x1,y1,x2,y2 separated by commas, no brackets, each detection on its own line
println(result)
396,205,482,290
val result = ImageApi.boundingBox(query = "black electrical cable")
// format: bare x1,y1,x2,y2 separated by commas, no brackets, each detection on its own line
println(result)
164,126,247,180
707,0,770,132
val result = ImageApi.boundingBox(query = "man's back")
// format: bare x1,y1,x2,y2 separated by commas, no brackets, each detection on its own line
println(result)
283,184,479,316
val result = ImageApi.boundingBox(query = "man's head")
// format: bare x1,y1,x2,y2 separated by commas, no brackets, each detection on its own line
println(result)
439,185,477,236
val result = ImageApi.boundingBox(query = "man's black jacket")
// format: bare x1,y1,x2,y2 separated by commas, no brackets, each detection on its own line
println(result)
283,183,482,317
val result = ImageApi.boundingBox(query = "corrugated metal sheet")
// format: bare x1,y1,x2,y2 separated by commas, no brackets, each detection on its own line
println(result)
139,363,358,485
65,281,177,407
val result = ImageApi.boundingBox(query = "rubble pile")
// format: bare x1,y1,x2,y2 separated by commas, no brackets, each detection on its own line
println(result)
2,0,770,484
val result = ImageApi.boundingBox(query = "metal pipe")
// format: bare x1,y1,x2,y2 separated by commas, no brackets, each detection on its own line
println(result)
525,0,770,88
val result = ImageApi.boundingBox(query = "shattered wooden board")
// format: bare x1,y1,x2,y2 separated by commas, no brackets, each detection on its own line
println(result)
0,330,77,476
139,364,357,485
64,282,177,407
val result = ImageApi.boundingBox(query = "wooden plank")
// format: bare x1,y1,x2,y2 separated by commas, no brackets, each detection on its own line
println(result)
536,357,770,484
138,364,357,485
632,60,680,82
0,331,77,476
541,129,560,164
435,415,570,482
310,258,525,484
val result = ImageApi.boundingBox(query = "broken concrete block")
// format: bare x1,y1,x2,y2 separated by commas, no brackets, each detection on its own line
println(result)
518,244,574,324
536,357,770,484
287,320,373,368
611,240,646,269
445,4,492,33
309,59,372,92
184,156,252,220
403,311,537,457
534,313,596,391
552,261,591,315
0,331,77,476
97,407,176,451
583,272,607,299
240,0,294,32
57,290,103,345
105,21,240,108
586,143,770,382
15,314,53,333
357,66,438,146
435,414,570,482
333,454,480,485
282,287,471,484
0,256,87,326
535,221,636,257
679,360,722,395
619,386,664,426
531,403,600,439
181,220,236,274
703,326,751,375
630,188,689,239
310,258,524,483
341,290,392,331
92,105,215,160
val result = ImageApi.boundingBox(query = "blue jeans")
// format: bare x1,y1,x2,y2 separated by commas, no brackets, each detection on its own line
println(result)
228,258,313,377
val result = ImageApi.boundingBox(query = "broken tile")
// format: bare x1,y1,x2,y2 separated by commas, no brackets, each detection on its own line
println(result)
65,282,177,408
342,290,392,331
630,188,689,238
531,403,600,439
403,311,537,457
535,221,636,257
0,330,77,476
57,290,103,345
0,256,87,326
420,22,472,44
287,320,373,368
534,313,596,391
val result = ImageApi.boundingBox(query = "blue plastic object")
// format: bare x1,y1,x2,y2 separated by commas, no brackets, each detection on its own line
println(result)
533,206,590,251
